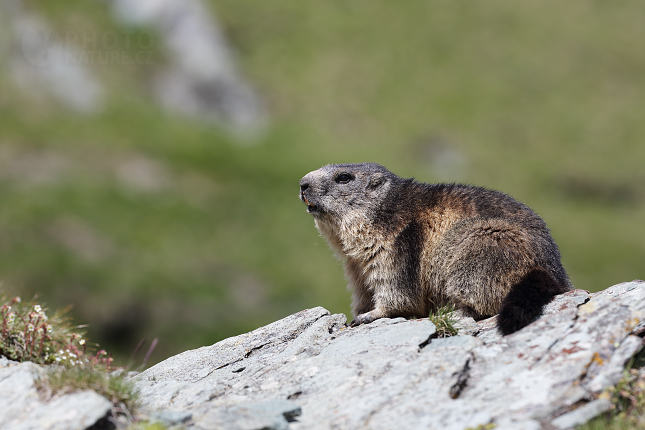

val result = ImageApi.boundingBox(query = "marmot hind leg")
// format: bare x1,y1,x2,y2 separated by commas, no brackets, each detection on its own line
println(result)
440,217,564,332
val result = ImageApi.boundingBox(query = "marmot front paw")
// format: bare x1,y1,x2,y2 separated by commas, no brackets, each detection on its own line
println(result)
350,311,380,327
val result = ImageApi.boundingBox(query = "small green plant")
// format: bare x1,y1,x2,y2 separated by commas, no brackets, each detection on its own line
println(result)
465,424,496,430
578,366,645,430
37,366,140,415
428,304,459,338
1,292,114,369
2,289,145,425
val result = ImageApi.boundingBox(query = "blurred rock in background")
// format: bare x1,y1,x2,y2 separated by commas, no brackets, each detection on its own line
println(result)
105,0,267,136
1,0,266,135
2,1,104,113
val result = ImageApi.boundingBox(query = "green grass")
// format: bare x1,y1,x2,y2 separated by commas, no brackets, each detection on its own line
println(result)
580,415,642,430
0,291,105,367
466,424,496,430
36,366,139,416
429,305,459,338
578,360,645,430
2,291,141,424
1,0,644,364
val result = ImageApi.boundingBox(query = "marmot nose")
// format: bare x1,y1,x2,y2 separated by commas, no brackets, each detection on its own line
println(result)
300,183,309,193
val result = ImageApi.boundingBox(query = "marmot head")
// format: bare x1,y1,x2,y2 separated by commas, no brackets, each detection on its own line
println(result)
299,163,395,220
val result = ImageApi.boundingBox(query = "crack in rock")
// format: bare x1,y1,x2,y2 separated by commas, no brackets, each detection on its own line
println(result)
417,334,434,351
244,343,270,358
449,355,473,399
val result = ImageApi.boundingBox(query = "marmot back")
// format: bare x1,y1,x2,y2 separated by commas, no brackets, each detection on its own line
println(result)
299,163,572,335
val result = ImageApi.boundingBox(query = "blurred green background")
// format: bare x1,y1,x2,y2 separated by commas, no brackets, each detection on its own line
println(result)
1,0,644,365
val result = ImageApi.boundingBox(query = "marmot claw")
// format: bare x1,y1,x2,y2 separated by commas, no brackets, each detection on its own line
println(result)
350,312,378,327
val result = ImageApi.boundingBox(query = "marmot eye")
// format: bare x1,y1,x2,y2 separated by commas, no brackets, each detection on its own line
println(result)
336,173,353,184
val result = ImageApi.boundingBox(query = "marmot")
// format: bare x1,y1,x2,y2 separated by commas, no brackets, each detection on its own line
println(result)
299,163,572,335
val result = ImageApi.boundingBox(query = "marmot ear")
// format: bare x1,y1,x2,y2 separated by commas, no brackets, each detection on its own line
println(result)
367,173,387,190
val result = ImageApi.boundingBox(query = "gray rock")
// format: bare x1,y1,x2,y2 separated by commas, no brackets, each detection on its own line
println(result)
0,360,112,430
193,399,301,430
135,281,645,429
105,0,267,135
2,282,643,429
543,288,590,314
1,1,104,113
12,391,112,430
551,398,612,430
0,0,264,133
455,315,478,336
149,409,193,426
461,288,592,344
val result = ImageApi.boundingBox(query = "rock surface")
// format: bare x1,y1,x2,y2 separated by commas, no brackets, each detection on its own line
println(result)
135,280,645,430
2,281,645,429
0,358,112,430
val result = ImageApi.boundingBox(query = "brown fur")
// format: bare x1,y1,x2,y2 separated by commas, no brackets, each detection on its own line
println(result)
299,163,572,334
